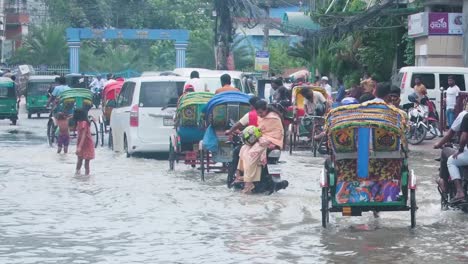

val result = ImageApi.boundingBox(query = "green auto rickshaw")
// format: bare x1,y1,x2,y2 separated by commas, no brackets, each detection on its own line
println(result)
0,77,18,125
26,75,58,118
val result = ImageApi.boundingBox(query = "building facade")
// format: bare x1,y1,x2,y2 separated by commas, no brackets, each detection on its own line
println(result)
408,0,464,67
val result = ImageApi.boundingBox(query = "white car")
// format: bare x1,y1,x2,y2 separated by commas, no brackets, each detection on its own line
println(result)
110,76,188,156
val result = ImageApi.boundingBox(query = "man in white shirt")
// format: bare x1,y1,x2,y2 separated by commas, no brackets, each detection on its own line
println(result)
320,76,332,98
446,75,461,128
184,71,207,92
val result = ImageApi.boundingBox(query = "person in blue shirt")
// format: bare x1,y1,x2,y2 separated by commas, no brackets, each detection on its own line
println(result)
335,78,346,103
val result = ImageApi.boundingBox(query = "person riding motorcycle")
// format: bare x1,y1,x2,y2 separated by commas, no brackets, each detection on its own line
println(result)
434,104,468,202
225,100,285,194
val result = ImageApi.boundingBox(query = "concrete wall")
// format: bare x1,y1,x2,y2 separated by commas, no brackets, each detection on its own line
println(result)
415,36,464,67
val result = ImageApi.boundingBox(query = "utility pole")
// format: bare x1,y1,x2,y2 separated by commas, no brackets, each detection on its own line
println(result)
463,0,468,66
262,0,270,51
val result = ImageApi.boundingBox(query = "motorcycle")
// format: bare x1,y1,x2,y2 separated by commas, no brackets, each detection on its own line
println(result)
436,145,468,212
91,87,101,109
406,102,441,145
226,132,289,194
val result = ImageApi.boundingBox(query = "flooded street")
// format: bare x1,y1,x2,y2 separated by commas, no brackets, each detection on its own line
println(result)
1,107,468,264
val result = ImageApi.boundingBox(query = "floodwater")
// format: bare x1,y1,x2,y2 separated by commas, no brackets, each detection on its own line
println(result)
1,106,468,264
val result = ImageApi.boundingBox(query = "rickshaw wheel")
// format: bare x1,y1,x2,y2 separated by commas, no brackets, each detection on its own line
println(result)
27,113,32,119
289,132,293,155
37,113,41,118
108,128,113,150
321,187,329,228
200,149,205,181
312,123,317,157
11,119,17,125
227,162,236,188
47,119,56,147
99,122,105,147
89,118,99,148
410,189,416,228
169,139,175,171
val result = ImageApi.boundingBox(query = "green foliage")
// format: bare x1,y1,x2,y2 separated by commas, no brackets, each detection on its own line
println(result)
9,24,69,65
269,40,309,75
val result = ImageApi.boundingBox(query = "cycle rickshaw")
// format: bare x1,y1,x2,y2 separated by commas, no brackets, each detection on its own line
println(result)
320,102,417,228
200,91,250,181
47,88,99,148
99,79,124,147
288,85,328,156
168,92,214,173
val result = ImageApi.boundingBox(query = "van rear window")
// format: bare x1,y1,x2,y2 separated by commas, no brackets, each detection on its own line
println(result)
411,74,435,89
139,82,184,107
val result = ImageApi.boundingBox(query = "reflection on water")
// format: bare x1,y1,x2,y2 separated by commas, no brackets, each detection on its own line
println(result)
1,116,468,263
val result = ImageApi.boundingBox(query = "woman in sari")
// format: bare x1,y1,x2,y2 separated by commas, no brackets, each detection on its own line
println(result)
237,100,284,194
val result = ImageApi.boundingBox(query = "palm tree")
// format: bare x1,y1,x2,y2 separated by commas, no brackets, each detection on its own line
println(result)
10,24,69,65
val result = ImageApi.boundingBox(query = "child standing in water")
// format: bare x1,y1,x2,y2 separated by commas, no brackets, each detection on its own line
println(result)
73,109,95,175
56,112,70,154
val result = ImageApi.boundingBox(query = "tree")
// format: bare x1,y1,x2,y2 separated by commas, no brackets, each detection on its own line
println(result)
214,0,262,70
10,24,69,65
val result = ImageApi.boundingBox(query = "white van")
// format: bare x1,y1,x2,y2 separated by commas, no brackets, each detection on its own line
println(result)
110,76,188,156
396,66,468,111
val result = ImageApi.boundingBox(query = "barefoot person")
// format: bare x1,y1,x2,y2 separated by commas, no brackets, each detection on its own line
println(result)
74,109,95,175
56,112,70,154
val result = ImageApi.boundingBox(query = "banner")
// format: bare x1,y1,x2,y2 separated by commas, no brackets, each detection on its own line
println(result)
408,12,463,37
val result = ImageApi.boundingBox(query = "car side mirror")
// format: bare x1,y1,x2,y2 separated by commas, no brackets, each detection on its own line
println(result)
107,100,116,108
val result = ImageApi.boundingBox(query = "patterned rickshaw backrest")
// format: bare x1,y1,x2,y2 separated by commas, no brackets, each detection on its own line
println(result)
176,92,214,127
326,102,407,204
292,86,327,110
326,102,406,154
59,88,93,110
203,92,250,130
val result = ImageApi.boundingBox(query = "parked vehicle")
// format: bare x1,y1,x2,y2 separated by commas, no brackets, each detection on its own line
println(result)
110,76,188,156
395,66,468,113
0,77,18,125
26,75,57,119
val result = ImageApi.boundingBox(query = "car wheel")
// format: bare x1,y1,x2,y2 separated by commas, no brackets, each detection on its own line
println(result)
124,135,131,158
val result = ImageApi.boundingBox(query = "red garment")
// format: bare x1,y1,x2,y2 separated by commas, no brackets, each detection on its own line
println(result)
77,121,95,160
248,110,258,126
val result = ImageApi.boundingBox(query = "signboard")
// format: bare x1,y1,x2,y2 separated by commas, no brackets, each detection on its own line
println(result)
408,12,463,38
408,12,427,37
255,51,269,72
448,13,463,34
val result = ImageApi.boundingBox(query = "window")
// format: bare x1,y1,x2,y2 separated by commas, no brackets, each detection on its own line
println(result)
139,81,184,108
27,82,52,96
411,73,435,90
0,86,15,98
439,74,466,91
116,82,135,107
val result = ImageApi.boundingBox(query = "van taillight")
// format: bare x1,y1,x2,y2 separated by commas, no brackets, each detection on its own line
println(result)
400,72,407,90
130,104,139,127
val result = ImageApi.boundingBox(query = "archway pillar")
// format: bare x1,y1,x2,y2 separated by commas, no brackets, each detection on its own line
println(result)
68,41,81,74
175,42,188,68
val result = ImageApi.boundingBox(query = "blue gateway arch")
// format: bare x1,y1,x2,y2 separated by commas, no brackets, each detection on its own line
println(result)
66,28,190,73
